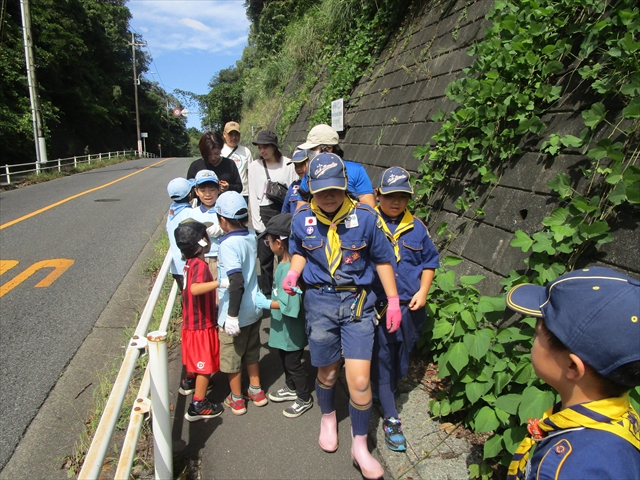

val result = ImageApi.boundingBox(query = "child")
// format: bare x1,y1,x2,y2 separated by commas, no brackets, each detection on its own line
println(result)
166,177,194,291
174,219,224,422
284,153,401,480
255,213,312,418
371,166,440,452
190,170,224,280
214,191,268,415
281,148,309,214
505,266,640,480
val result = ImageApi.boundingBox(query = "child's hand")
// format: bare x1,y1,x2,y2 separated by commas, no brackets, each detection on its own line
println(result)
218,277,229,289
409,292,427,310
386,296,402,333
282,270,300,296
224,316,240,336
255,291,272,309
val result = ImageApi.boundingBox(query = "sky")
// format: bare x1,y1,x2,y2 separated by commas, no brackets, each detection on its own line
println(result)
127,0,250,130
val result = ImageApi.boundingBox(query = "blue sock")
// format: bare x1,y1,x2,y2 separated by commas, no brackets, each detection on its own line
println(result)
349,399,373,436
315,378,335,414
378,383,398,419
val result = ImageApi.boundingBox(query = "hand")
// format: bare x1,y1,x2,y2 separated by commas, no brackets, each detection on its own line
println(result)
224,316,240,336
219,180,229,193
218,277,229,289
255,291,272,309
386,296,402,333
282,270,300,296
409,291,427,310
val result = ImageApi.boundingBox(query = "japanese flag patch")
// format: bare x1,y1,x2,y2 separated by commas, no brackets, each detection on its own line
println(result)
305,217,317,226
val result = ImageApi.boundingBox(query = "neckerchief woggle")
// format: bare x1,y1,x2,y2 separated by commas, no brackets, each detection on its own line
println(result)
375,207,414,262
310,197,355,277
507,394,640,480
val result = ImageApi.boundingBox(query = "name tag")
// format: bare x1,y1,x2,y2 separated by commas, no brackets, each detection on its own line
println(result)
345,213,359,229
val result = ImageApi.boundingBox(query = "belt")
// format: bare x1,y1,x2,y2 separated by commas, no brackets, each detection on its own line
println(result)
374,300,409,319
310,284,360,293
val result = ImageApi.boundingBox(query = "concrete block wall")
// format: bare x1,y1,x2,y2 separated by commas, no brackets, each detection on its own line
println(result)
283,0,639,293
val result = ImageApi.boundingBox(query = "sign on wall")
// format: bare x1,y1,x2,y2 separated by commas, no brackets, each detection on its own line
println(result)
331,98,344,132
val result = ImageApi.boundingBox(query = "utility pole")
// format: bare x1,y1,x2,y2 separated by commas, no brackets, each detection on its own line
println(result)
130,33,146,156
20,0,47,167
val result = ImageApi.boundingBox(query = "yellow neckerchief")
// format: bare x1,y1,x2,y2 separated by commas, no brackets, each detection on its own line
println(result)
507,395,640,480
375,207,414,262
310,197,355,277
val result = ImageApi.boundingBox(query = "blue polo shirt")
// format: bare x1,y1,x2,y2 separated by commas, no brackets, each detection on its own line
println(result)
372,210,440,302
298,160,374,199
290,202,394,287
166,202,193,275
189,204,223,258
281,179,302,214
217,228,262,328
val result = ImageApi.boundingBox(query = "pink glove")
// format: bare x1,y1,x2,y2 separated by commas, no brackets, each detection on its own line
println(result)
386,296,402,333
282,269,301,296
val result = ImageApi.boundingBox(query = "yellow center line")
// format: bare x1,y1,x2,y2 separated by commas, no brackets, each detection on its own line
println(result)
0,158,173,231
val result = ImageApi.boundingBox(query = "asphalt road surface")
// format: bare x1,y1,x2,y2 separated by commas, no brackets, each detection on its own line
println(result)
0,157,191,469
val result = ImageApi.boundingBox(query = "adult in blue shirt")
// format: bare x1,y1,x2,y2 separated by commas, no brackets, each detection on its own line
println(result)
296,124,375,209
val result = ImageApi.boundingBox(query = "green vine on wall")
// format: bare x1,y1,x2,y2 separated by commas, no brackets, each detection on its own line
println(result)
411,0,639,476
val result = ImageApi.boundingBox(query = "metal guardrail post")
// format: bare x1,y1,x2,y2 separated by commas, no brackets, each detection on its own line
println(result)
74,156,77,168
5,165,10,184
147,331,172,480
58,158,61,172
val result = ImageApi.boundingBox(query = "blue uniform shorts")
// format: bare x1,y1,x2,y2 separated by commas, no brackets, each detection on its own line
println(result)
304,287,376,367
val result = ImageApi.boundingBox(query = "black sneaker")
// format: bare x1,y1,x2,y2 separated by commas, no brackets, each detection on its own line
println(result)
283,398,313,418
179,377,213,396
383,417,407,452
268,386,298,403
185,399,224,422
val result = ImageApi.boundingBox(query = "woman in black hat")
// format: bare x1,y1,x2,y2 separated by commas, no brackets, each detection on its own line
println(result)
248,130,297,295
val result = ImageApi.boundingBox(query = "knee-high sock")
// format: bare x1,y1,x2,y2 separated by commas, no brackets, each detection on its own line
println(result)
377,382,398,419
349,399,373,436
315,378,335,414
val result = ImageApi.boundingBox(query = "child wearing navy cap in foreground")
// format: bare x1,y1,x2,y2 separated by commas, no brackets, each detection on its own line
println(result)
214,191,268,415
505,267,640,480
174,219,224,421
371,167,440,452
284,153,401,479
166,177,194,291
255,213,312,418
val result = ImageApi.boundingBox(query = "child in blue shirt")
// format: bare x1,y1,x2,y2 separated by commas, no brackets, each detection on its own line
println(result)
255,213,312,418
505,267,640,480
214,191,268,415
371,167,440,452
284,153,401,480
281,149,309,214
189,170,224,280
166,177,194,291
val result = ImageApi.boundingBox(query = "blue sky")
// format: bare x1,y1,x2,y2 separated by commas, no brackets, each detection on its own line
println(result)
127,0,250,130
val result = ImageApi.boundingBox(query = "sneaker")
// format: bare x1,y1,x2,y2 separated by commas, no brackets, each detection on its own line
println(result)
283,397,313,418
244,389,269,407
224,394,247,415
268,386,298,403
179,377,213,396
184,399,223,422
383,417,407,452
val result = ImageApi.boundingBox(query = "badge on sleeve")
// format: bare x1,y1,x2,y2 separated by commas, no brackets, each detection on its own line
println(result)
305,216,317,226
345,213,359,229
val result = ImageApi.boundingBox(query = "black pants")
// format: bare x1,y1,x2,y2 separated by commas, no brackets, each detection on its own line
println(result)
258,204,280,295
279,349,310,401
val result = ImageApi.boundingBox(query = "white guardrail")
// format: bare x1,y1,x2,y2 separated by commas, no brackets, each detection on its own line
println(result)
79,250,177,480
2,150,157,184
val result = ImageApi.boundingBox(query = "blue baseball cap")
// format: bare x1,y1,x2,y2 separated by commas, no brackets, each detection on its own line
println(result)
308,153,347,194
194,169,219,186
378,166,413,194
506,266,640,384
167,177,194,201
287,148,309,165
214,191,248,219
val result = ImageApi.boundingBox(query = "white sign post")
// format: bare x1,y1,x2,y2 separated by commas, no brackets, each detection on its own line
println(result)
331,98,344,132
141,132,148,153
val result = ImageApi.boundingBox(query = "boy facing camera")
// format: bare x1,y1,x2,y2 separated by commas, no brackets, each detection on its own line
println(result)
505,267,640,480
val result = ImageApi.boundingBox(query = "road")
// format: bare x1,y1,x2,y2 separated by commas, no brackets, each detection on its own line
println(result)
0,157,191,470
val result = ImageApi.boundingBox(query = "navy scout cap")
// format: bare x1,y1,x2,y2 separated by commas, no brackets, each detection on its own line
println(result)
378,166,413,194
506,266,640,385
308,153,347,194
287,148,309,165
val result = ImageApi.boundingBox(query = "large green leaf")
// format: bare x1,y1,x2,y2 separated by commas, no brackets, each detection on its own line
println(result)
518,386,556,423
465,381,490,404
582,102,607,128
495,393,522,415
432,319,454,339
483,433,503,459
475,406,500,432
448,342,470,374
464,329,493,359
503,426,528,453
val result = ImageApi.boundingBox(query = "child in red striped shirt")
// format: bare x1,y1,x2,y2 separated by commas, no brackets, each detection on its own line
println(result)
175,219,226,422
